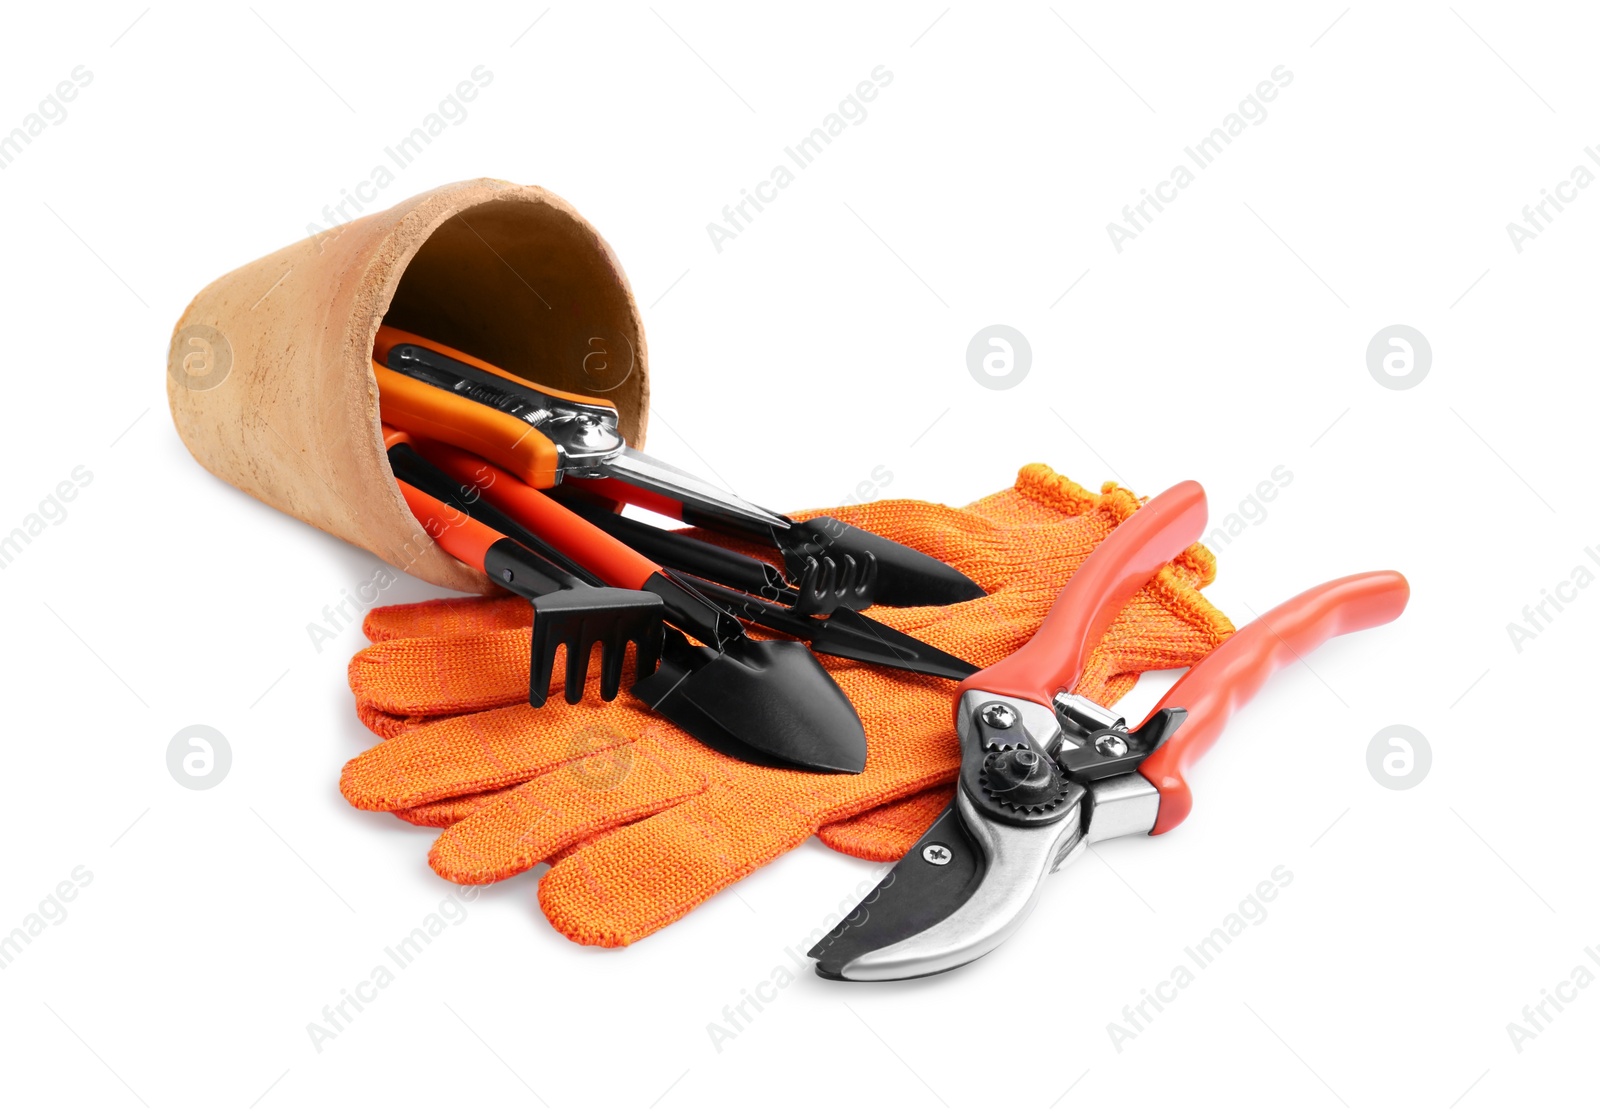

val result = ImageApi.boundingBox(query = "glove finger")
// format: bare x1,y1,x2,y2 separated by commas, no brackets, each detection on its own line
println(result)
535,708,961,946
341,701,650,811
363,595,531,641
349,629,528,717
394,789,502,828
817,784,955,861
429,740,705,885
351,628,654,719
354,699,444,740
537,793,813,946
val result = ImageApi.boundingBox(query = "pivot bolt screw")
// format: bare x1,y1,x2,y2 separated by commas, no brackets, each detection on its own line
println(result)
1093,733,1129,758
980,703,1017,729
922,844,952,866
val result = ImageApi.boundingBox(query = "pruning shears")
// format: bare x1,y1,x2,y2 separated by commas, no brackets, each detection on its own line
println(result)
810,481,1409,980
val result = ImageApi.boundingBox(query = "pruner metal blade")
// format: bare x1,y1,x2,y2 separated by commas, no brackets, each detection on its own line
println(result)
810,787,1086,981
810,690,1096,981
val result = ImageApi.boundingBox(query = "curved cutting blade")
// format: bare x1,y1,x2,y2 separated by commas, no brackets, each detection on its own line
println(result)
810,806,979,980
809,787,1084,980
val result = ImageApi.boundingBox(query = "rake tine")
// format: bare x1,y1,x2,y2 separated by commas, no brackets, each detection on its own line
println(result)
390,442,668,708
564,637,596,704
529,624,562,708
599,638,627,701
634,621,665,683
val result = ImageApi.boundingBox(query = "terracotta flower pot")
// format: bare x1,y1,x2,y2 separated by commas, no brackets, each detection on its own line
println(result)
166,178,648,591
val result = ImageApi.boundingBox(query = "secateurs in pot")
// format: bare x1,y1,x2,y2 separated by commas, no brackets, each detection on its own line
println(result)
808,481,1410,980
370,327,987,612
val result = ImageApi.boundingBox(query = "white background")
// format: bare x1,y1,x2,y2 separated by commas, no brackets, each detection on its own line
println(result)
2,2,1595,1113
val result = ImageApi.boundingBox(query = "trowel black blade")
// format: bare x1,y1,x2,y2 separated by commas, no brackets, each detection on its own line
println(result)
631,630,867,774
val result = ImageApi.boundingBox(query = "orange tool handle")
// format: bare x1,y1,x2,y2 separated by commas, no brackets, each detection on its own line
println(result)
372,327,619,490
1137,570,1411,835
957,481,1209,711
418,440,661,591
373,360,565,488
394,477,503,573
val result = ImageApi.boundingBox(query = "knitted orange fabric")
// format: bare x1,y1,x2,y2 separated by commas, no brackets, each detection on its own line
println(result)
341,466,1234,945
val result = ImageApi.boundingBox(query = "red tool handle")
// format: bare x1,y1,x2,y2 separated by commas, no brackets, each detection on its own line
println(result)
395,478,503,573
958,481,1209,711
418,441,662,591
1137,570,1410,834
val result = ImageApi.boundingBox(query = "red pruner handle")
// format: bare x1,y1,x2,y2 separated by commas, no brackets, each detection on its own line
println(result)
1137,570,1410,835
957,481,1209,711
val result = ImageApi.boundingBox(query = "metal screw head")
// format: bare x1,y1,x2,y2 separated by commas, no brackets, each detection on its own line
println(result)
1093,733,1129,758
922,844,953,866
980,703,1017,729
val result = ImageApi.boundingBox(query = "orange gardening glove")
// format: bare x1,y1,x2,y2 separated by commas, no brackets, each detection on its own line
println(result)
340,467,1234,946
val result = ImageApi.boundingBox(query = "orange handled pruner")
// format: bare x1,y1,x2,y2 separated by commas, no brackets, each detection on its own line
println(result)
810,481,1409,980
370,326,986,610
